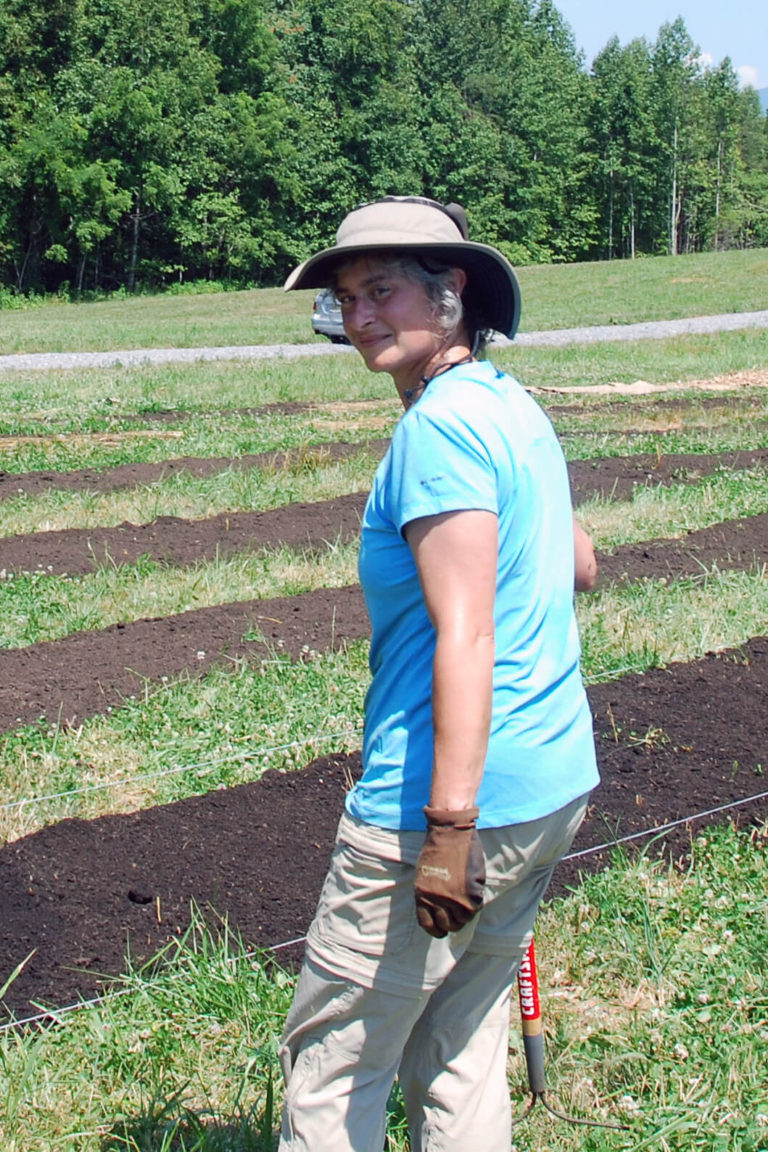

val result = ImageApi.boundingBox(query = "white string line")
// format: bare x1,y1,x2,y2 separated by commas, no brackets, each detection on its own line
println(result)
562,788,768,861
0,729,359,813
268,789,768,944
2,787,766,1037
583,665,644,684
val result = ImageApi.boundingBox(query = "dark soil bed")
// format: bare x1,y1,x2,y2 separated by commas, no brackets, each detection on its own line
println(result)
0,440,389,503
1,505,768,735
0,586,370,733
1,441,767,1022
2,436,767,508
2,442,767,590
1,636,766,1023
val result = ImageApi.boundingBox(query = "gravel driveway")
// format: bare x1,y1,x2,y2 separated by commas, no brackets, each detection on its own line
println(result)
1,310,767,373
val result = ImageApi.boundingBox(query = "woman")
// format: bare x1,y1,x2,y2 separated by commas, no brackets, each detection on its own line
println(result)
278,196,599,1152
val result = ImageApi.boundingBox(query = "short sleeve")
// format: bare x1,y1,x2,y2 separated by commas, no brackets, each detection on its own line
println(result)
387,402,499,534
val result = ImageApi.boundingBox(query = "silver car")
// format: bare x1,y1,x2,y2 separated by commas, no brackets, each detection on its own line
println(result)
312,288,349,343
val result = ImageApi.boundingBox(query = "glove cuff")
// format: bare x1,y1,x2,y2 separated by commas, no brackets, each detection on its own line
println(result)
423,805,479,830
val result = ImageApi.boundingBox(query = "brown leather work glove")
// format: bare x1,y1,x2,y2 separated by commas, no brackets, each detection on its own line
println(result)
415,806,486,938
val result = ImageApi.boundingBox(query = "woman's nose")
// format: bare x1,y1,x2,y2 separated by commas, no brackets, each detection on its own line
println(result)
347,295,376,326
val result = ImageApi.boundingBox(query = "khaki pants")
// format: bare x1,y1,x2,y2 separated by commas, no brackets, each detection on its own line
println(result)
278,794,588,1152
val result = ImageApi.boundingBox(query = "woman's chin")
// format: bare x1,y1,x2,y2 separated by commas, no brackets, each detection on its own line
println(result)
357,346,395,374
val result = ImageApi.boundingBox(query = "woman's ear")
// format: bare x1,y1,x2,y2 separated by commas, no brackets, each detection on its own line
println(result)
449,267,468,296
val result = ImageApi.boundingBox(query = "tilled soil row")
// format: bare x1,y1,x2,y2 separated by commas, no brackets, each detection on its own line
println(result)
0,494,369,575
1,508,768,736
2,636,767,1022
0,439,390,503
2,440,768,508
0,586,369,734
4,449,768,578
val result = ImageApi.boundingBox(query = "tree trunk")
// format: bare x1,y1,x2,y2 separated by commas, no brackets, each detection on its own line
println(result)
128,190,141,292
714,136,723,251
669,120,678,256
607,163,614,259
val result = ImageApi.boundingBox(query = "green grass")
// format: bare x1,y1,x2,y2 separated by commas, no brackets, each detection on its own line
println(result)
0,541,360,649
0,643,369,844
0,918,294,1152
0,286,318,356
3,466,768,650
578,467,768,548
0,353,390,436
2,328,766,426
496,326,768,393
0,404,393,478
1,822,765,1151
578,569,768,682
0,328,766,480
1,248,766,355
516,247,768,329
0,451,377,538
1,277,768,1149
516,821,768,1152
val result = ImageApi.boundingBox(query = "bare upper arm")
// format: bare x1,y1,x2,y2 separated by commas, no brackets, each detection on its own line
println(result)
404,510,498,637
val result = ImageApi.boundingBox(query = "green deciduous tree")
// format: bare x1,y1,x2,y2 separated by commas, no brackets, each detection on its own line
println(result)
1,0,767,293
587,37,657,258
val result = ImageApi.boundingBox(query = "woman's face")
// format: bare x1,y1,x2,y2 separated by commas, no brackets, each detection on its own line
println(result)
334,257,466,390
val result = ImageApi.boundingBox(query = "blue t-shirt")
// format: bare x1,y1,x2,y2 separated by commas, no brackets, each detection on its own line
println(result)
346,359,599,830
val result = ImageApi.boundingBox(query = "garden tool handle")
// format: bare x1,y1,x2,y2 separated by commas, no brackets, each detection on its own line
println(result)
517,936,547,1096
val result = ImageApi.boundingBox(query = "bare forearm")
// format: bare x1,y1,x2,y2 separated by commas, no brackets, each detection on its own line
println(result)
429,631,494,811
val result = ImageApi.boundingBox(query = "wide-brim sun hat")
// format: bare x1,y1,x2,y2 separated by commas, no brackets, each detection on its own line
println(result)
284,195,522,339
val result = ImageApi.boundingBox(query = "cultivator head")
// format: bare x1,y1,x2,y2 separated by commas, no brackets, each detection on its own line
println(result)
513,936,630,1133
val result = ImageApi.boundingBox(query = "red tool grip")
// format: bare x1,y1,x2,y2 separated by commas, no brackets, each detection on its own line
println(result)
518,937,542,1030
517,936,547,1095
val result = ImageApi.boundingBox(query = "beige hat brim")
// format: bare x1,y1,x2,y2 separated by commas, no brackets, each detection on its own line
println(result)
284,237,521,340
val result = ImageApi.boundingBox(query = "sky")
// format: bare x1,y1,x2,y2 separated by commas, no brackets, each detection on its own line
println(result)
553,0,768,91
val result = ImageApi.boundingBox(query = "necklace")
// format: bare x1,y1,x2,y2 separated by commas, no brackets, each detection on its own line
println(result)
403,353,476,405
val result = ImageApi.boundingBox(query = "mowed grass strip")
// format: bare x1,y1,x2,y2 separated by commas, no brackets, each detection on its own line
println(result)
0,401,395,472
0,540,360,649
3,467,768,648
556,414,768,461
0,449,380,537
496,326,768,396
578,568,768,681
0,329,766,483
0,642,370,844
1,328,766,430
1,822,764,1152
2,246,767,355
548,390,768,445
2,561,768,842
0,354,387,429
578,466,768,548
0,361,397,426
0,360,396,474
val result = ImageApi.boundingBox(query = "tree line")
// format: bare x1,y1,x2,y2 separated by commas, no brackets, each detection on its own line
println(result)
1,0,767,297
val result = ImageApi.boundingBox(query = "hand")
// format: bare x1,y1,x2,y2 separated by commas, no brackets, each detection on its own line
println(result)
415,806,486,938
